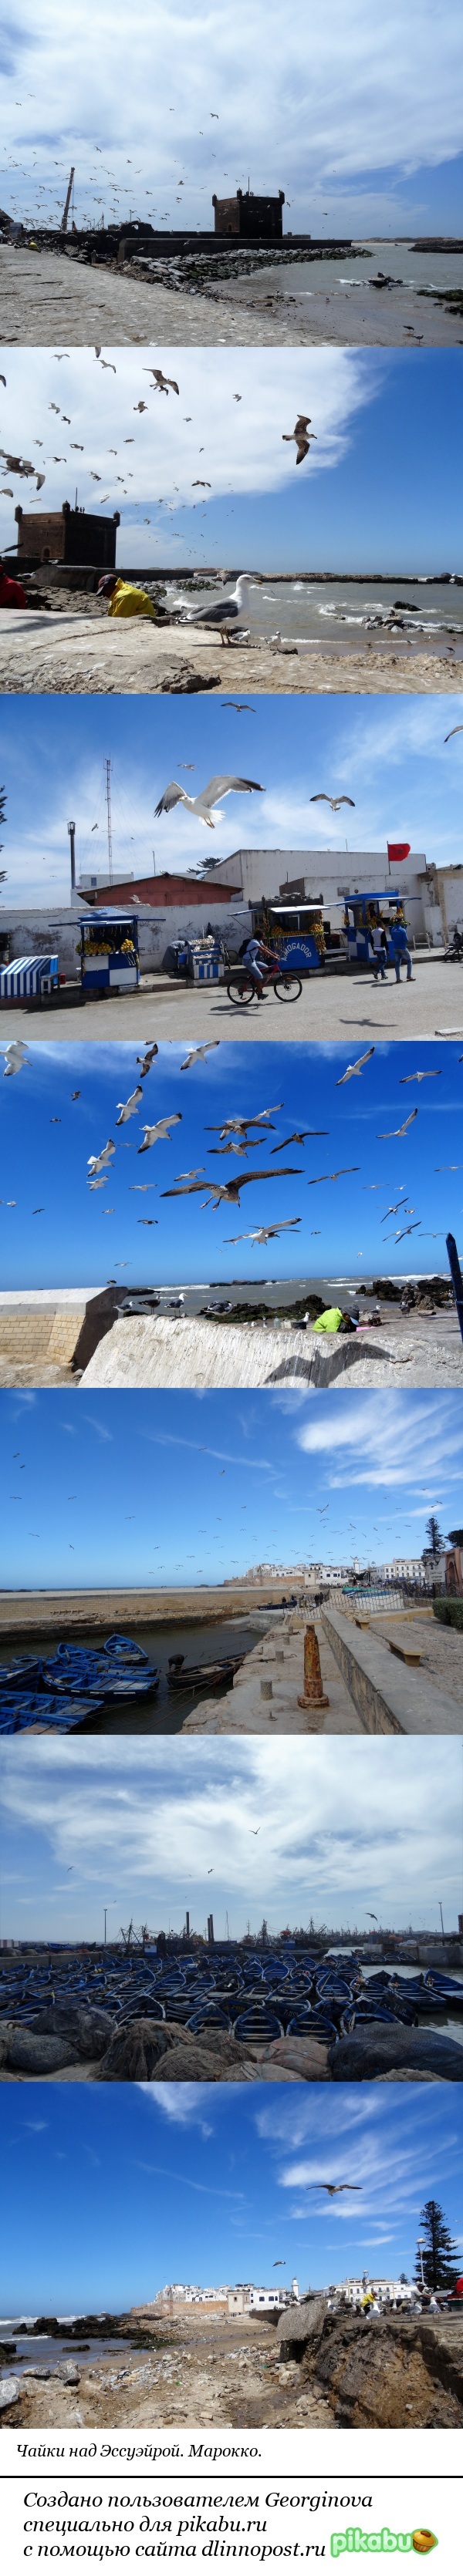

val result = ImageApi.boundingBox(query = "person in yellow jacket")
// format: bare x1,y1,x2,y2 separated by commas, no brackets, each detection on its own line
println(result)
313,1306,344,1334
97,574,159,620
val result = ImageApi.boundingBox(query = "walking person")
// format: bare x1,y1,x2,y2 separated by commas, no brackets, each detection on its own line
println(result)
368,919,388,982
390,913,415,982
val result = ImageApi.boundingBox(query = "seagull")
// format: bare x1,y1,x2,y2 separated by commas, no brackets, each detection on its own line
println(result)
174,1167,204,1180
116,1088,144,1123
154,775,263,830
444,726,463,742
185,573,255,630
206,1106,283,1137
399,1069,441,1083
162,1165,302,1207
222,701,255,712
71,1090,80,1100
143,369,179,393
273,2261,286,2268
310,794,356,812
384,1221,421,1241
226,1221,302,1243
1,1039,30,1075
308,1166,360,1185
270,1129,328,1151
208,1139,254,1157
137,1042,158,1074
380,1198,411,1221
88,1176,107,1190
138,1113,182,1154
282,415,316,464
87,1140,115,1175
377,1109,417,1137
181,1042,221,1069
336,1049,374,1085
306,2182,363,2197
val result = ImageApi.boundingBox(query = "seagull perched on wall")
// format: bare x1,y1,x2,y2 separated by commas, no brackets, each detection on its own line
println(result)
154,774,264,829
282,415,316,464
181,1042,221,1069
87,1140,115,1176
1,1039,29,1076
116,1087,144,1123
336,1049,374,1085
184,573,255,634
138,1113,182,1154
310,793,356,813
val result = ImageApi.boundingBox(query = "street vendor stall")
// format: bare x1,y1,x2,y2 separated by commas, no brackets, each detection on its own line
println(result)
79,907,140,994
250,897,345,974
342,889,408,964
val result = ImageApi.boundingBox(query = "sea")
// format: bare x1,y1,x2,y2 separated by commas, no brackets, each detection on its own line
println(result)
164,576,463,648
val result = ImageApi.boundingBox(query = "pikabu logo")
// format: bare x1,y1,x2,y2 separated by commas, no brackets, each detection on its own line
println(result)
331,2534,438,2560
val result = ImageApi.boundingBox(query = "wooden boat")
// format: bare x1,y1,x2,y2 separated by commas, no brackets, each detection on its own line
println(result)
167,1652,243,1694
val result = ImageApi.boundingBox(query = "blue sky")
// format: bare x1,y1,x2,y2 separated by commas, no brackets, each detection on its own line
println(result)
2,1039,462,1288
1,2083,461,2317
2,692,463,905
0,349,461,571
0,1734,460,1942
0,1386,461,1588
2,0,462,236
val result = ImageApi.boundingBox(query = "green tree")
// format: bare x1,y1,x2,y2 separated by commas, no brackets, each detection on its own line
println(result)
447,1527,463,1547
415,2199,459,2293
423,1514,444,1559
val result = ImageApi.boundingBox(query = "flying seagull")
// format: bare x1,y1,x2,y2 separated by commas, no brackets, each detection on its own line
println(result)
143,368,179,394
310,793,355,813
377,1108,418,1138
162,1164,302,1208
336,1049,374,1085
225,1219,302,1244
206,1106,283,1137
282,415,316,464
307,1166,360,1185
138,1113,182,1154
222,701,255,712
399,1069,441,1083
384,1220,421,1242
1,1039,29,1075
181,1042,221,1069
87,1140,115,1176
137,1042,158,1075
444,726,463,742
306,2182,363,2197
154,775,264,830
270,1129,328,1151
116,1088,144,1123
208,1139,254,1158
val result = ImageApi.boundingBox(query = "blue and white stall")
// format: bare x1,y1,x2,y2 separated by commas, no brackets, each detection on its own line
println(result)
79,908,140,994
0,952,59,1002
343,890,405,964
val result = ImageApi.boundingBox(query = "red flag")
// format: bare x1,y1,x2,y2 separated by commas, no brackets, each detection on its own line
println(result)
387,840,411,864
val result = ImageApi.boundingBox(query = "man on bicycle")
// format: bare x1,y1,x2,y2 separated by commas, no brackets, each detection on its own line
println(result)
241,933,280,995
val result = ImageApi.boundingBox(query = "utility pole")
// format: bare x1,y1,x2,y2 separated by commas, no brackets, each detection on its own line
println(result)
68,819,76,891
105,756,113,883
104,1908,107,1945
61,168,75,234
439,1901,444,1938
447,1234,463,1348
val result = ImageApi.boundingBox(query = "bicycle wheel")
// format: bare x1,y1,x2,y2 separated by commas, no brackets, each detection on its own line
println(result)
274,975,302,1002
226,977,255,1005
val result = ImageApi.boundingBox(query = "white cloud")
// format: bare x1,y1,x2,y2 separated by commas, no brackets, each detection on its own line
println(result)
296,1391,463,1489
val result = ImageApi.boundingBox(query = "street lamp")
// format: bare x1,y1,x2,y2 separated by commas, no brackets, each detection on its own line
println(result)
417,2238,425,2291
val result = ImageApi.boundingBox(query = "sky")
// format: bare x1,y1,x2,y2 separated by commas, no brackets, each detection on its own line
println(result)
1,2082,461,2316
2,0,463,236
0,1383,461,1588
0,1734,461,1942
2,692,463,905
1,1038,462,1288
1,347,461,572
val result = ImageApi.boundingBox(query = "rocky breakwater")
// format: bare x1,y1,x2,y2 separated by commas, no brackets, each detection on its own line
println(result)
274,2300,463,2427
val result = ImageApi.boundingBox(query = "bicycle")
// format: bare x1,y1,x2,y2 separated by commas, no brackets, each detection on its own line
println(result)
226,963,302,1005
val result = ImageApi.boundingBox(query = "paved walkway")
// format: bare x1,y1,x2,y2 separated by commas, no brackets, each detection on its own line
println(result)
3,955,463,1041
181,1615,363,1732
2,244,461,347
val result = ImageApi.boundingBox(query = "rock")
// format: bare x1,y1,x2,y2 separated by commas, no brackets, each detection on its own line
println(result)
275,2297,326,2358
24,2362,52,2378
6,2029,76,2073
55,2361,80,2385
264,2037,330,2079
152,2041,228,2080
372,2070,448,2083
0,2378,20,2406
0,2025,11,2066
96,2019,179,2081
329,2021,463,2082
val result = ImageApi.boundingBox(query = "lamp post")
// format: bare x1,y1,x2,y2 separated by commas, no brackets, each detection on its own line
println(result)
417,2238,425,2291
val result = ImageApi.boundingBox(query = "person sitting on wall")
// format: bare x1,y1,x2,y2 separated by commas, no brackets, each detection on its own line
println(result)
0,560,28,608
97,573,160,620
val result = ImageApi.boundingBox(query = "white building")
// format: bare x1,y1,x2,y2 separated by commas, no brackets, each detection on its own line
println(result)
198,847,429,943
339,2275,411,2306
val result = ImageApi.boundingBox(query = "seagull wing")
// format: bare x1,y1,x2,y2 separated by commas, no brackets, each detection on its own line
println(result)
444,726,463,742
195,775,263,807
377,1108,418,1136
309,793,331,803
154,781,187,816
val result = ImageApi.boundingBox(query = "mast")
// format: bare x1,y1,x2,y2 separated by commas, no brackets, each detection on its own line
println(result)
60,167,75,234
105,756,113,883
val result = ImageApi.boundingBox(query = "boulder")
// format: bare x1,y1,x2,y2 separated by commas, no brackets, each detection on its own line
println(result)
329,2021,463,2082
264,2037,330,2079
0,2025,11,2066
24,2363,53,2378
6,2029,76,2073
0,2379,20,2407
185,2030,247,2067
96,2019,178,2082
54,2360,80,2385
